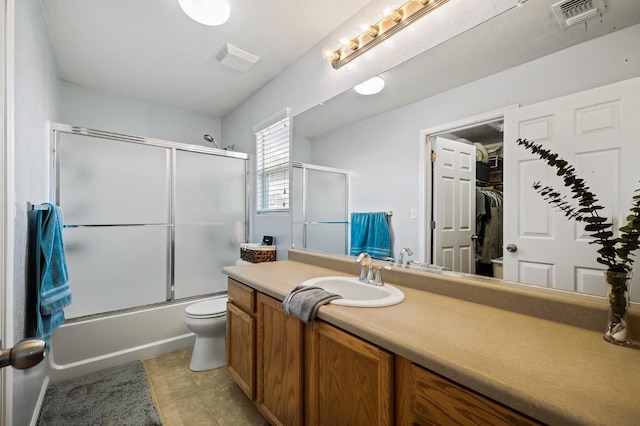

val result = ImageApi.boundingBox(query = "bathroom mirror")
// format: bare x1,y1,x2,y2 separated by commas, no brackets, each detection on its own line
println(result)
291,2,640,303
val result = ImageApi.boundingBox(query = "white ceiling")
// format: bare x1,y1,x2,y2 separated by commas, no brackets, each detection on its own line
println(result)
40,0,371,117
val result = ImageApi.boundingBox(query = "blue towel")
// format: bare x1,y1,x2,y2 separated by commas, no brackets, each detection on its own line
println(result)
35,203,71,352
349,212,392,259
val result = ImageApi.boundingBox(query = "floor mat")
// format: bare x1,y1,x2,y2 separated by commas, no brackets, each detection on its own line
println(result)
37,361,161,425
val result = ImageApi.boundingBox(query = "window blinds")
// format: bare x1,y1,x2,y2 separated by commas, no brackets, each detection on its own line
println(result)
255,109,290,213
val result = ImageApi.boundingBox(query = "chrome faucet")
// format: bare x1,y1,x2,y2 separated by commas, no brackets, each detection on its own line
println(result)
397,247,414,266
356,252,373,282
355,252,390,286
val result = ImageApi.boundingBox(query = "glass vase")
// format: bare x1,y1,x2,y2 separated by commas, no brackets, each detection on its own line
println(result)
603,270,633,347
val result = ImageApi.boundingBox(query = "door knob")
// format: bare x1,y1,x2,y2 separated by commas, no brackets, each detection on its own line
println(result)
0,338,46,370
506,244,517,253
471,234,478,240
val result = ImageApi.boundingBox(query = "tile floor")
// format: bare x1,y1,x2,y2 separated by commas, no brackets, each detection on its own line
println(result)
142,348,266,426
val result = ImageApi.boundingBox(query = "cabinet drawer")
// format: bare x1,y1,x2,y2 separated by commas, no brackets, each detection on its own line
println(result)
228,278,255,313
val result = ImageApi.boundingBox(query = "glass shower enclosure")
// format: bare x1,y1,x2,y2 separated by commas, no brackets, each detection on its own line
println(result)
291,162,349,255
53,125,248,319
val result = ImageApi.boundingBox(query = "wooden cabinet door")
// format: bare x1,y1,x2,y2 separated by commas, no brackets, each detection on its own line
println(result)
226,301,256,400
256,293,304,426
395,356,540,425
306,320,394,425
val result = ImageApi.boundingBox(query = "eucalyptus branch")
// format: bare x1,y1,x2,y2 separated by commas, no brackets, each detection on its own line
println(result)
516,138,638,272
616,191,640,267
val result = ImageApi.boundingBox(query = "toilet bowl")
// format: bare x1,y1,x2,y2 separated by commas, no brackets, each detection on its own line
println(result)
184,296,228,371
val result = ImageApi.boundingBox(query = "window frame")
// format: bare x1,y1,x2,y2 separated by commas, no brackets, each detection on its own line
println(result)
254,108,291,214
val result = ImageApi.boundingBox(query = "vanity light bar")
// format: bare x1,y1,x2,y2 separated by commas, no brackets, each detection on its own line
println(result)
324,0,450,70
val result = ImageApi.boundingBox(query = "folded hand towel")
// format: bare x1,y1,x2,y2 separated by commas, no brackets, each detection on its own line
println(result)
282,285,342,324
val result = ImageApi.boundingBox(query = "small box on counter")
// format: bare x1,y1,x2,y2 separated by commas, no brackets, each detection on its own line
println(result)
240,243,277,263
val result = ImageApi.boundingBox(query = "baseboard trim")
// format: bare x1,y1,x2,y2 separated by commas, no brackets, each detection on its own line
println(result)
29,375,49,426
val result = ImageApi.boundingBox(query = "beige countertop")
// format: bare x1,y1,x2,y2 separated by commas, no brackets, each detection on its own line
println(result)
223,255,640,425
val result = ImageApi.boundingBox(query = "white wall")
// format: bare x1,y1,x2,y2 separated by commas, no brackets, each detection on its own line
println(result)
13,0,61,424
61,82,223,147
309,24,640,260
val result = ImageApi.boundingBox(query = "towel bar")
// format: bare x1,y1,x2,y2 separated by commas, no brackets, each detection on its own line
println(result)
28,201,52,211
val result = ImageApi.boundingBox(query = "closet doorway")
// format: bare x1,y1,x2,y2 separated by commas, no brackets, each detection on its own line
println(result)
421,112,505,278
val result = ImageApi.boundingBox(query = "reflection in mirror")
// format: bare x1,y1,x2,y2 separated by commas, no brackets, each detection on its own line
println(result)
294,75,638,306
294,8,640,301
291,162,349,255
428,120,504,279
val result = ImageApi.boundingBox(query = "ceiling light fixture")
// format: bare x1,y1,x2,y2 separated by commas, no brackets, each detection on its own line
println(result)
178,0,231,26
322,0,450,70
354,76,385,95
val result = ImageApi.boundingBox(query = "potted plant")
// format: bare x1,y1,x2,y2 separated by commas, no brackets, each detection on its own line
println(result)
516,138,640,346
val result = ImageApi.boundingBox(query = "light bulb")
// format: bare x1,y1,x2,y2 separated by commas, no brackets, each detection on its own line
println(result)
178,0,231,26
322,46,339,62
390,9,404,23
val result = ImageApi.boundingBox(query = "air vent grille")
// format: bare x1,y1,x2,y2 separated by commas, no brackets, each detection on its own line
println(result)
215,43,260,72
552,0,605,29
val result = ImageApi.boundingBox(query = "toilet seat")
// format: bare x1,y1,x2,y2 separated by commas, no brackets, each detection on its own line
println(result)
185,297,228,319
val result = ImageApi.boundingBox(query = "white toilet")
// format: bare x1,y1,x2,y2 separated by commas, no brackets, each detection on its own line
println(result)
184,296,228,371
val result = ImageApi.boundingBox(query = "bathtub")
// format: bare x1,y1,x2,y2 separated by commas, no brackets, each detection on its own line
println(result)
48,296,223,383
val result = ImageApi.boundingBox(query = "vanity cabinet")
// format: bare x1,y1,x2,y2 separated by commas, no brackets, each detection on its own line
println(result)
395,356,540,425
256,293,304,426
305,320,394,425
226,278,256,400
226,277,540,425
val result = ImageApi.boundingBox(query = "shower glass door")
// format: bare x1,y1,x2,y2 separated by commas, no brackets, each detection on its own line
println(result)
58,132,170,318
174,150,247,298
55,127,248,319
291,163,349,255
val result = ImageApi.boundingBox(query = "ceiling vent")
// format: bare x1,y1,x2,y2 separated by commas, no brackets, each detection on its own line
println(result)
552,0,605,29
215,43,260,72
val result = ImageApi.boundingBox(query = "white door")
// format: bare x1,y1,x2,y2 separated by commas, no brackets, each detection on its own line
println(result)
503,76,640,299
1,0,8,422
432,136,476,273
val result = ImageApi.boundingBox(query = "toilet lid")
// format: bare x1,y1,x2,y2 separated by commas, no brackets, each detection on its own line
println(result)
185,297,228,318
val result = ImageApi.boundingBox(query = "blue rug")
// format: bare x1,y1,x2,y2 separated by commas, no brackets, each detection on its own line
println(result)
37,361,161,425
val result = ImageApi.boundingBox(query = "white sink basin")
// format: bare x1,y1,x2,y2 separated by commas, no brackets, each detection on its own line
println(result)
300,276,405,307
